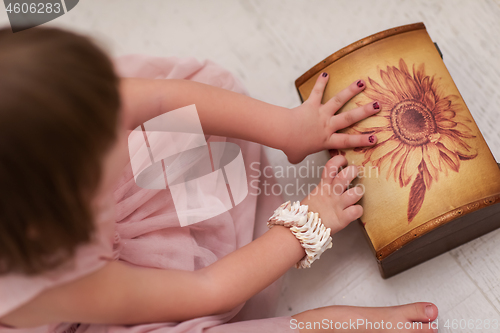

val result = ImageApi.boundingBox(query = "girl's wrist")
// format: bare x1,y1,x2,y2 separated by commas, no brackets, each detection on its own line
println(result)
300,197,320,221
267,201,333,269
280,107,316,164
267,224,306,262
273,106,295,153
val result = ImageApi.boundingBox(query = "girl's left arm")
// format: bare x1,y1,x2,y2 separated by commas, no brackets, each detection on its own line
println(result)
120,78,291,155
120,75,381,164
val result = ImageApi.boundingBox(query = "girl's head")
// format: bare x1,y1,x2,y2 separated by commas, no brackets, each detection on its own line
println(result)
0,27,121,275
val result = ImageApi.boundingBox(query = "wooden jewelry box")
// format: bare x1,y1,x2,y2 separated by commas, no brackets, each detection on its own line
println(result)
295,22,500,278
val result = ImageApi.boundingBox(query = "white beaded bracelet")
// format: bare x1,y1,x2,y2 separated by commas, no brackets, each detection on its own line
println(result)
267,201,332,269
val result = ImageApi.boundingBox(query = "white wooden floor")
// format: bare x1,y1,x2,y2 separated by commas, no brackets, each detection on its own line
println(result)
1,1,499,331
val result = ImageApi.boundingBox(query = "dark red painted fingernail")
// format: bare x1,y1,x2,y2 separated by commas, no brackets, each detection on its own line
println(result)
329,149,338,157
369,135,376,143
357,80,364,88
322,72,328,77
373,102,380,109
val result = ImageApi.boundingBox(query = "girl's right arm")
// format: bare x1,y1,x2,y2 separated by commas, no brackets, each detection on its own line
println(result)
0,157,362,328
0,224,304,327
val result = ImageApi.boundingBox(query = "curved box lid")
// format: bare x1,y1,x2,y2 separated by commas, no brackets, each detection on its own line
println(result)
295,23,500,261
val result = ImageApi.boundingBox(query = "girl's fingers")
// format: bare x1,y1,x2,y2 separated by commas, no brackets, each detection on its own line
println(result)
324,79,365,115
321,155,347,184
307,72,329,105
331,165,359,193
340,186,364,209
328,149,341,158
339,205,363,226
331,101,381,131
327,133,378,149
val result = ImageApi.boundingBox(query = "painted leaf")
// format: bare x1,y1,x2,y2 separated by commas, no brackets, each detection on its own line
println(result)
408,170,426,222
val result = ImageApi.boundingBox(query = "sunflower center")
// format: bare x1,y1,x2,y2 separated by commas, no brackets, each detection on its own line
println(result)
390,100,436,146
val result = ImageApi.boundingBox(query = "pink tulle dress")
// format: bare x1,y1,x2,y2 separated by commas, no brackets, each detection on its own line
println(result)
0,55,299,333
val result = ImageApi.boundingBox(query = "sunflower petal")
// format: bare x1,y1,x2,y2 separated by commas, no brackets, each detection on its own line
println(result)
366,77,399,105
352,124,392,135
426,142,442,171
423,145,439,182
379,154,392,172
437,120,457,129
356,115,391,129
370,139,400,161
421,76,430,94
367,76,393,96
453,114,473,124
389,66,407,99
455,138,474,150
386,144,404,181
433,99,452,114
376,131,395,144
435,110,456,122
422,162,433,189
437,144,460,172
395,154,406,187
392,65,412,99
440,134,458,153
364,89,397,106
376,109,391,118
456,141,478,160
397,59,420,99
351,127,376,135
450,128,475,139
404,146,423,181
404,75,421,100
399,58,410,76
454,122,473,134
400,155,414,187
381,69,398,96
413,63,425,84
447,94,462,103
423,90,436,111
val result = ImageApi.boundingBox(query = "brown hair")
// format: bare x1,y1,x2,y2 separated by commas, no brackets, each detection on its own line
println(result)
0,27,120,275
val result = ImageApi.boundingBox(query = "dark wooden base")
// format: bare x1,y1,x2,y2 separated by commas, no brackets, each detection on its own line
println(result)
375,163,500,279
377,200,500,278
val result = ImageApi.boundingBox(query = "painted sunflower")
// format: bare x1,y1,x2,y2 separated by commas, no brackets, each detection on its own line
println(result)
347,58,477,222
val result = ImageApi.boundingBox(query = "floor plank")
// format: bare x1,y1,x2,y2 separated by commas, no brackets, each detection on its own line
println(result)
1,0,499,328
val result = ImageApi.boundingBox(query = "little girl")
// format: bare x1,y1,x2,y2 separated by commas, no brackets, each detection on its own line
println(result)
0,27,438,332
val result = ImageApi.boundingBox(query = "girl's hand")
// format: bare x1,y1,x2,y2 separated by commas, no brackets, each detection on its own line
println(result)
301,154,362,235
284,73,381,164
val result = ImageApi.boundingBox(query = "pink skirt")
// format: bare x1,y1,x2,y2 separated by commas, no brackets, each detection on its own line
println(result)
94,55,298,333
0,55,299,333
